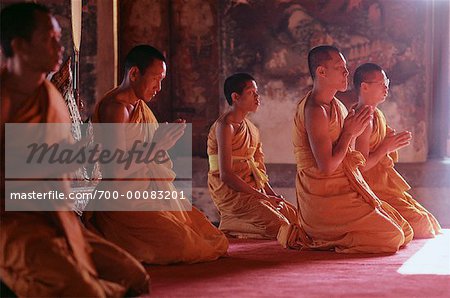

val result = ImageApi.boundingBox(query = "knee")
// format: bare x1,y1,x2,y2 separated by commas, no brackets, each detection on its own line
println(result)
263,223,282,239
380,225,407,252
405,213,437,239
387,235,404,252
357,225,406,253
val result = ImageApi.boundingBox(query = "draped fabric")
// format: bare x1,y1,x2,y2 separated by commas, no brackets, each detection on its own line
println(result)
361,108,441,238
207,117,302,246
84,99,228,264
292,92,413,253
0,79,149,297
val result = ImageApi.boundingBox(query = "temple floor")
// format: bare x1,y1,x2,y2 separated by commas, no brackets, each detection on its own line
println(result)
147,230,450,297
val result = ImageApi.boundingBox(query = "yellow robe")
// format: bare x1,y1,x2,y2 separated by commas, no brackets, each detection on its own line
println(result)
84,99,228,265
292,92,414,253
361,108,441,238
0,79,149,297
207,116,300,244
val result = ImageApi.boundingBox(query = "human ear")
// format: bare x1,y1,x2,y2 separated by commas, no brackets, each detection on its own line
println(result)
317,66,326,78
10,38,27,56
361,82,369,92
231,92,240,104
129,66,140,82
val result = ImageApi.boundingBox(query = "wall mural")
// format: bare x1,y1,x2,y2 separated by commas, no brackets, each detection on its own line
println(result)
119,0,172,122
221,0,432,162
120,0,220,155
1,0,435,161
171,0,220,156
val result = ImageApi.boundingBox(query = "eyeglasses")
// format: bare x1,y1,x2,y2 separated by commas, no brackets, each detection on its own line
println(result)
364,78,390,87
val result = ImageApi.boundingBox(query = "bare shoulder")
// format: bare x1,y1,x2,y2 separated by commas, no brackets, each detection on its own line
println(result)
98,93,131,123
216,113,235,137
304,100,328,126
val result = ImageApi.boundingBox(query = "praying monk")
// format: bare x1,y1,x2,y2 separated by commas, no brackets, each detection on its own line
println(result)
353,63,441,238
292,45,414,253
207,73,302,245
83,45,228,264
0,3,149,296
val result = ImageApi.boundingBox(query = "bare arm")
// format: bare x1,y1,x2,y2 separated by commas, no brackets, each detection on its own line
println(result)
356,127,411,172
253,141,285,200
252,136,285,200
97,102,149,177
216,122,269,200
305,105,372,175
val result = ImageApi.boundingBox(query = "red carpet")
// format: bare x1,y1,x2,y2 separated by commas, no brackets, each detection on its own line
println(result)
146,230,450,297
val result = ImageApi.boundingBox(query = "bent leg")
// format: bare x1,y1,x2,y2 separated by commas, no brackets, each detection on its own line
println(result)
388,193,442,238
336,207,407,254
84,229,150,296
0,213,108,297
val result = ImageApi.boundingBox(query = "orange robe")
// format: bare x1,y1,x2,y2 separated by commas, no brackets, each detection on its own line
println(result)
207,116,300,244
0,79,149,297
292,92,414,253
84,99,228,265
361,108,441,238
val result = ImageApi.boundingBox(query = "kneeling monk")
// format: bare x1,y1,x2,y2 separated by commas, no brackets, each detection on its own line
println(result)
83,45,228,264
208,73,300,246
353,63,441,238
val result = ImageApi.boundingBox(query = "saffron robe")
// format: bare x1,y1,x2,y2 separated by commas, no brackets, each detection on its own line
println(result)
0,79,149,297
361,108,441,238
292,92,414,253
207,116,301,245
84,99,228,265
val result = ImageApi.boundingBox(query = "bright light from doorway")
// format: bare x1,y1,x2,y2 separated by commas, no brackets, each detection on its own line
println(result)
398,229,450,275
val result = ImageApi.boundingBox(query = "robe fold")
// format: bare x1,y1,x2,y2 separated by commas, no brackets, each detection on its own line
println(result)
207,116,302,246
0,79,149,297
292,92,413,253
361,108,441,238
84,99,228,265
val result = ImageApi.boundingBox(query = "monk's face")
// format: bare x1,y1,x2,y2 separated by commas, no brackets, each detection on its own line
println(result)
20,11,63,73
362,70,389,105
135,59,167,102
234,80,260,112
322,51,349,92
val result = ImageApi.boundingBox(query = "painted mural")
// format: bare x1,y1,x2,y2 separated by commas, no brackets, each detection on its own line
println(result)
119,0,220,155
171,0,220,155
119,0,172,122
221,0,432,162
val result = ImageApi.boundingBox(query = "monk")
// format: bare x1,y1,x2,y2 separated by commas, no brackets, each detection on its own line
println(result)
292,45,414,253
353,63,441,238
207,73,301,246
0,3,149,296
83,45,228,264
